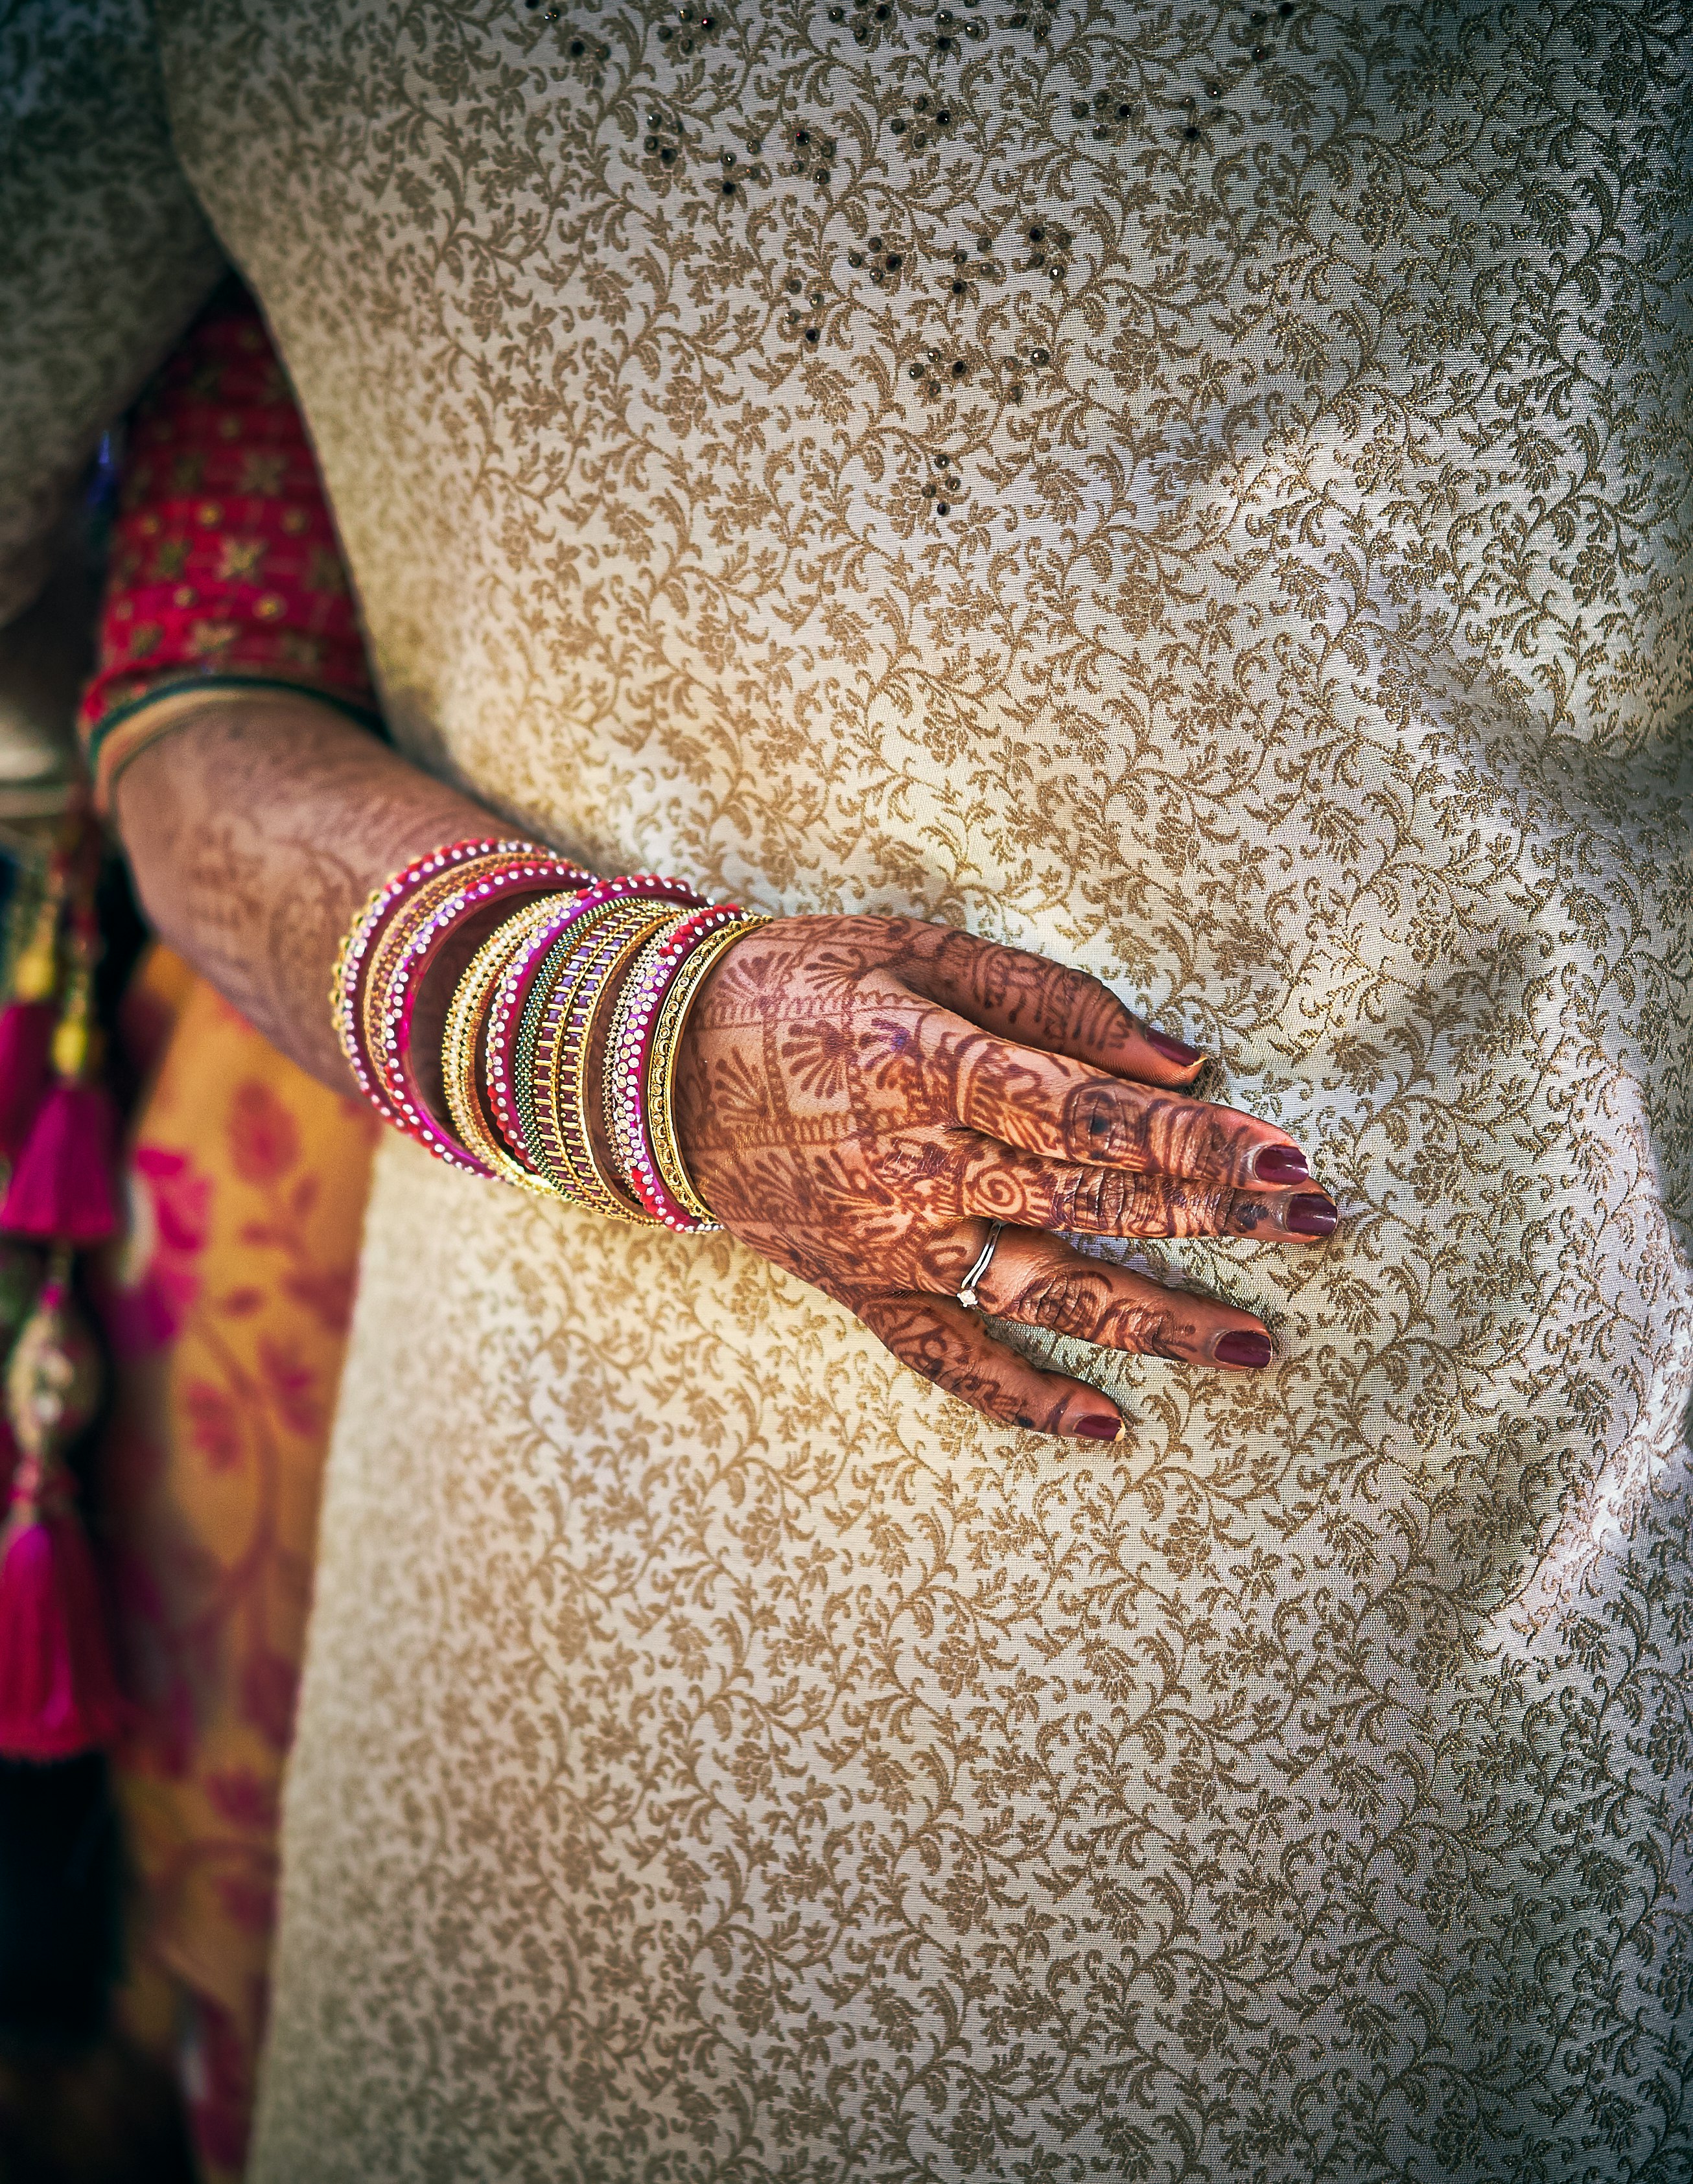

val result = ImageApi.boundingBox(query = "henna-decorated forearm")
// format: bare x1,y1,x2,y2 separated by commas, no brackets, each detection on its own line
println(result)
113,695,498,1092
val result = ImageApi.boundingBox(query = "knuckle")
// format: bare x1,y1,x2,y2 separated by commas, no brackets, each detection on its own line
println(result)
1111,1303,1187,1360
1158,1183,1232,1234
1010,1266,1104,1338
1060,1081,1131,1160
1060,1165,1140,1232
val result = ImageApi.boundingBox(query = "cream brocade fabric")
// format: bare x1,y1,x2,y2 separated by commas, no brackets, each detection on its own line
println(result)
139,0,1693,2174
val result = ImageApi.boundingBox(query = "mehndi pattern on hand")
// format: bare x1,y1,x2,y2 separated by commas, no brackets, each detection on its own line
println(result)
677,913,1335,1435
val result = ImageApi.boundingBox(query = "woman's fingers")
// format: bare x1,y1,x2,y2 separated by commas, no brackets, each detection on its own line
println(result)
951,1135,1338,1240
856,1292,1129,1441
898,924,1209,1089
934,1226,1278,1369
856,1224,1280,1435
929,1012,1308,1186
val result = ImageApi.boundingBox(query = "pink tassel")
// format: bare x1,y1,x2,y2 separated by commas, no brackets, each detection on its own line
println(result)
0,1462,123,1760
0,1001,54,1161
1,1079,120,1244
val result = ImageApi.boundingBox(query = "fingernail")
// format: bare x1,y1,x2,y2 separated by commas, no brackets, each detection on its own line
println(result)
1144,1026,1203,1066
1286,1192,1338,1237
1213,1330,1273,1369
1252,1143,1309,1185
1072,1412,1126,1442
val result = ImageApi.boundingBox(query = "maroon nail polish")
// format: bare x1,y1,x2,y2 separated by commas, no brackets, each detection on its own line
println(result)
1286,1192,1338,1237
1252,1143,1309,1185
1213,1330,1273,1369
1144,1027,1203,1066
1072,1412,1125,1441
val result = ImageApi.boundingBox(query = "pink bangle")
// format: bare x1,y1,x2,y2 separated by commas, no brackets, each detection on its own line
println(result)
334,840,526,1126
331,837,592,1161
373,855,593,1171
607,904,747,1229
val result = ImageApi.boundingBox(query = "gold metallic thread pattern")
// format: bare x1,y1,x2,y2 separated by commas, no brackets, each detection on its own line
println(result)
111,3,1692,2175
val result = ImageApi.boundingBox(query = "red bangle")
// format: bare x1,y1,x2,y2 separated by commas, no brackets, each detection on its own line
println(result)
332,839,590,1165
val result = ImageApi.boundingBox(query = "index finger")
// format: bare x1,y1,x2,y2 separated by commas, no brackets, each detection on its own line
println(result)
927,1012,1307,1188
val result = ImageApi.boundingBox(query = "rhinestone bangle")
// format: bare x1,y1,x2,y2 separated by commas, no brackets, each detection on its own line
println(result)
605,904,756,1230
332,836,590,1160
493,876,706,1185
363,854,591,1172
526,901,676,1223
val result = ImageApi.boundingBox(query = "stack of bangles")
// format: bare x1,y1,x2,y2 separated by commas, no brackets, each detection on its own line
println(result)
331,837,766,1231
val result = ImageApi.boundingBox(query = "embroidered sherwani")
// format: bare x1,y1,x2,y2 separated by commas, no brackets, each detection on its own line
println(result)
4,2,1692,2176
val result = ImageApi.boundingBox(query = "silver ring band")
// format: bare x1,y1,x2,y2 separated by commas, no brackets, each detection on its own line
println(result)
955,1220,1004,1311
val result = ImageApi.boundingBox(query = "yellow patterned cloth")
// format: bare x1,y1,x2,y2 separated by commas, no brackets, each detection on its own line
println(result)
100,949,375,2181
6,1,1693,2176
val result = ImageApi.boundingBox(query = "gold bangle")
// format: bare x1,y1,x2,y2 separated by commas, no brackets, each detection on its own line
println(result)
510,900,624,1203
549,905,670,1223
524,901,667,1222
646,916,767,1229
441,898,567,1196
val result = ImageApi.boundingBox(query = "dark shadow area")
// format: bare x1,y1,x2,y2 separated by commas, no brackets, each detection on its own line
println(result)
0,1760,195,2183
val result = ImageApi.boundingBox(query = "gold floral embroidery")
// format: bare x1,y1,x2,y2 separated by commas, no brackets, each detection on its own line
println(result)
139,0,1693,2174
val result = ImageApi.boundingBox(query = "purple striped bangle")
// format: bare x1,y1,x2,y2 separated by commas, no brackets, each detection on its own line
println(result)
607,904,748,1229
528,902,674,1220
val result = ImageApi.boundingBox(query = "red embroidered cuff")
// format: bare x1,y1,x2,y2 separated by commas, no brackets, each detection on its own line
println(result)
78,294,377,796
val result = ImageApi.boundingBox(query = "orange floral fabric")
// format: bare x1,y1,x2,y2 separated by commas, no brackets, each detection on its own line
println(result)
99,946,375,2182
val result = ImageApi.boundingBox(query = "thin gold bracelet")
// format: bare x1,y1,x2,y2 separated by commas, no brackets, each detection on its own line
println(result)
646,916,768,1229
600,912,696,1200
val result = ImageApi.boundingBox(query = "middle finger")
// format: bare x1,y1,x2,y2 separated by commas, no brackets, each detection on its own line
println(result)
951,1133,1339,1240
933,1015,1307,1187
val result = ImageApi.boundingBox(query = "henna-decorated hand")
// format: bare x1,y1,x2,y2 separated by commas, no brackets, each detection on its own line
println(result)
673,916,1335,1442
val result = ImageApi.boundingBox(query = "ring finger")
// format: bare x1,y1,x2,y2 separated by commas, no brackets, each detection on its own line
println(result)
934,1221,1278,1369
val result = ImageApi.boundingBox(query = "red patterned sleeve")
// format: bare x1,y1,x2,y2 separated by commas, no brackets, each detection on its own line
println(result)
78,291,377,809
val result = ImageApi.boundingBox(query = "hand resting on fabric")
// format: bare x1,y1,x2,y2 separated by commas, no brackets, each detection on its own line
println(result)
676,915,1333,1440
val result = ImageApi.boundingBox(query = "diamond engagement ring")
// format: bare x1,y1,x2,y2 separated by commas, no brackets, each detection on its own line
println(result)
955,1220,1004,1311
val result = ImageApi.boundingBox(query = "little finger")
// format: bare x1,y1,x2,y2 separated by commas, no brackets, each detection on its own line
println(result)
856,1292,1127,1441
